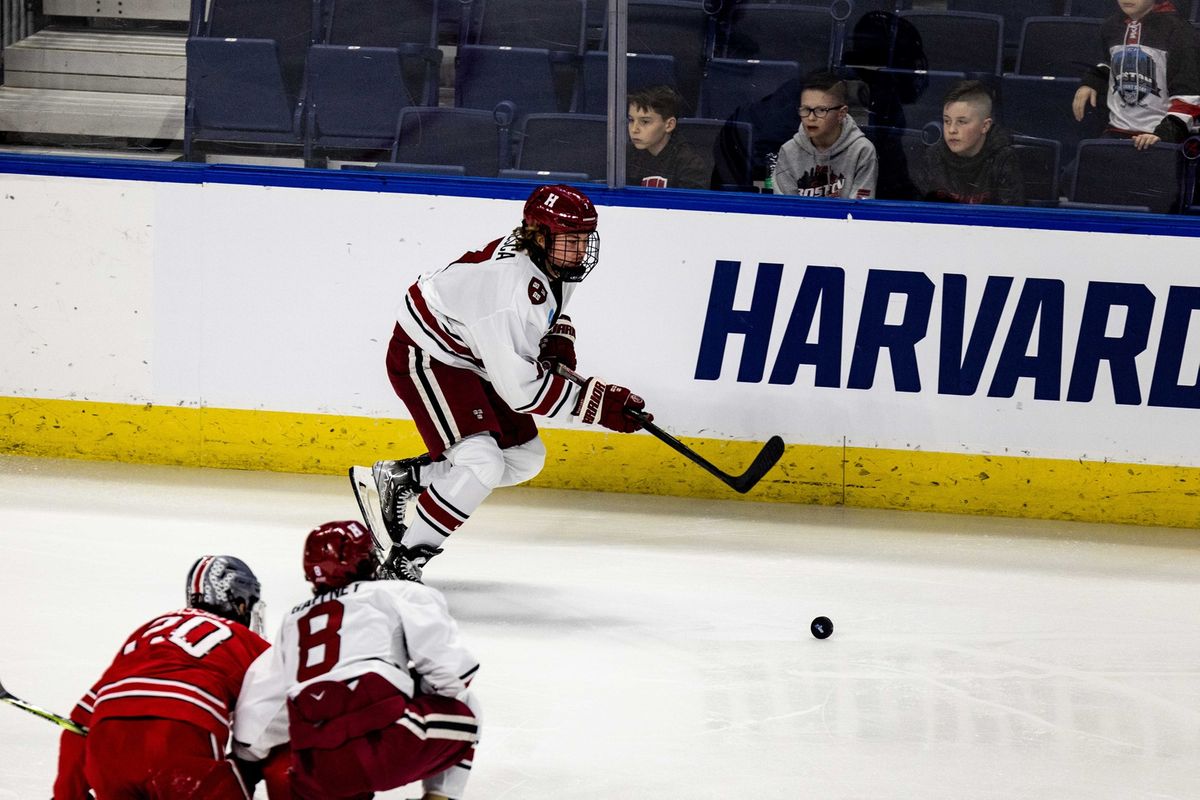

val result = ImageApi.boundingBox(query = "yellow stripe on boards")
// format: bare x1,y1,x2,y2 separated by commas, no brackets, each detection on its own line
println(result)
1,396,1197,529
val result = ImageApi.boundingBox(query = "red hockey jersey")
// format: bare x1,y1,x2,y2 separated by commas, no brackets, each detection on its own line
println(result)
68,608,269,748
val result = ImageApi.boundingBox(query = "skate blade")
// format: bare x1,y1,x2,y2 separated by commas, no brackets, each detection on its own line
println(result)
349,466,393,552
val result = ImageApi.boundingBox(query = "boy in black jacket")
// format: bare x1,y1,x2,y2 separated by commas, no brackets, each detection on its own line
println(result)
626,85,709,189
915,81,1025,206
1072,0,1200,148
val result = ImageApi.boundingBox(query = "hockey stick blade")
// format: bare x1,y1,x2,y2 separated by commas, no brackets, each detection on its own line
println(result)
630,411,785,494
348,466,392,553
0,678,87,735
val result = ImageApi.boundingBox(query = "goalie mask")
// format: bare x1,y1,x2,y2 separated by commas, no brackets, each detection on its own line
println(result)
304,520,379,592
522,184,600,282
186,555,265,634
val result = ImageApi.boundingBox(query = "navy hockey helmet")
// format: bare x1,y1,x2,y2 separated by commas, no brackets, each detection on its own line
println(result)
304,520,379,592
522,184,600,282
186,555,263,631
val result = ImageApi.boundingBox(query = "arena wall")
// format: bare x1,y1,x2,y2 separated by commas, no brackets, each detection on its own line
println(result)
2,156,1199,527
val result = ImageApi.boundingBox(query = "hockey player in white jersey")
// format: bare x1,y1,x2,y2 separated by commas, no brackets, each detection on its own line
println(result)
351,184,651,580
232,520,480,800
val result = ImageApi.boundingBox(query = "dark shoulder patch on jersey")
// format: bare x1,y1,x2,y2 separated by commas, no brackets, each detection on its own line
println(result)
528,277,548,305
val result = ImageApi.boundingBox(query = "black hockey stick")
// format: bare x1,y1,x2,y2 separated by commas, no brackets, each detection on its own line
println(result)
0,677,87,735
553,364,785,494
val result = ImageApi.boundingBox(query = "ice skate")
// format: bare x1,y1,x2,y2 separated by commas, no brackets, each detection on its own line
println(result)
349,455,430,544
381,543,443,583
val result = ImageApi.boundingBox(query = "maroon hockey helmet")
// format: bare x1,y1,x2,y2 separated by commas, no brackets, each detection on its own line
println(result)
522,184,600,282
304,520,379,591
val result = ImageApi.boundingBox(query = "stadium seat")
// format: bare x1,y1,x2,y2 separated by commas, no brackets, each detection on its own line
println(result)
323,0,441,106
676,117,753,190
184,37,306,160
471,0,587,51
580,52,676,114
872,68,968,129
896,10,1004,74
1066,139,1185,214
1062,0,1114,17
303,45,411,161
999,74,1102,159
699,58,802,122
621,0,719,116
720,3,833,69
511,113,607,179
455,45,563,119
1014,17,1102,79
860,124,939,200
945,0,1059,65
1011,134,1061,206
389,106,511,176
196,0,319,93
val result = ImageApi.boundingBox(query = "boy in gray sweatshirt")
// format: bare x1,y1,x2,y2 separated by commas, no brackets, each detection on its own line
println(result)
773,72,878,199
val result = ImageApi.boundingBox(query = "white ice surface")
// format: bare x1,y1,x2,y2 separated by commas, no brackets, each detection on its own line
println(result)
1,455,1199,799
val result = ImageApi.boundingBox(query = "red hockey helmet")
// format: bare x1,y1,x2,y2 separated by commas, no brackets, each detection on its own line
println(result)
303,520,379,591
522,184,600,281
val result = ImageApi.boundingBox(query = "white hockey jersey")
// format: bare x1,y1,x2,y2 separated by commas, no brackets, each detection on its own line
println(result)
232,579,479,761
398,233,583,419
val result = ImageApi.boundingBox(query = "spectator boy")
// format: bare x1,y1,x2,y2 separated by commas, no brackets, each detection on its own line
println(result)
914,80,1025,206
1073,0,1200,149
773,71,878,198
626,85,709,189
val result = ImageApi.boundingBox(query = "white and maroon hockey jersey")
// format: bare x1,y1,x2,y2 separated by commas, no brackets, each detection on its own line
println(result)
232,579,479,761
397,233,584,419
67,608,269,750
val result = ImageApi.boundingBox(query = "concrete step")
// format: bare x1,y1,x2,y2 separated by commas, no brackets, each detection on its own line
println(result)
0,143,181,160
4,28,186,95
43,0,189,22
0,87,183,139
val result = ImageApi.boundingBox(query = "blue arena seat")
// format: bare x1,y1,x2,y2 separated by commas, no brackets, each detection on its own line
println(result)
184,37,306,159
860,124,939,200
580,52,676,114
455,45,563,118
699,58,802,122
303,45,411,160
872,68,968,129
511,113,607,179
1011,134,1062,206
323,0,442,106
720,3,833,68
1014,17,1103,79
896,10,1004,74
999,74,1101,158
1062,0,1114,17
195,0,319,92
676,116,753,190
389,106,511,176
621,0,719,116
1066,139,1186,214
471,0,587,51
945,0,1059,62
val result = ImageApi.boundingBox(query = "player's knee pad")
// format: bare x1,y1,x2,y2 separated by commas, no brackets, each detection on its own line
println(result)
499,437,545,487
446,434,506,489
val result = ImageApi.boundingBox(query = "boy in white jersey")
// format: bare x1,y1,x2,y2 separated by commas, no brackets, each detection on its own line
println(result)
233,520,480,800
351,184,651,581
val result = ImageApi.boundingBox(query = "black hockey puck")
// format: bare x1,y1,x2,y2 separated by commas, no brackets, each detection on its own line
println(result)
810,616,833,639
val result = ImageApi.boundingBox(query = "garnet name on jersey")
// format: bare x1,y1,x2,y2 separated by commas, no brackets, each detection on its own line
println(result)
695,260,1200,409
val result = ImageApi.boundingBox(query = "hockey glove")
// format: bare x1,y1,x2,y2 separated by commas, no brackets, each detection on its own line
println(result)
538,315,577,372
573,377,651,433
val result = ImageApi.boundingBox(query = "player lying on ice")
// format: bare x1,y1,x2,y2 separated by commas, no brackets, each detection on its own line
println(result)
352,183,651,581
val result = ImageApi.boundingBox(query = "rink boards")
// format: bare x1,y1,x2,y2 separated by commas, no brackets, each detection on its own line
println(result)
0,157,1198,528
